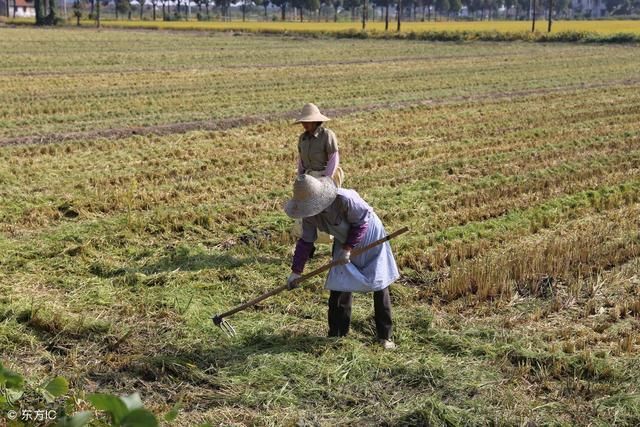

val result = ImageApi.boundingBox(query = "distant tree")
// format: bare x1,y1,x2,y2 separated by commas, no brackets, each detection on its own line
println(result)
553,0,569,16
374,0,389,26
362,0,367,28
73,0,82,24
434,0,447,18
342,0,360,19
403,0,412,18
271,0,287,19
605,0,640,14
486,0,498,19
396,0,400,30
331,0,340,20
515,0,527,19
292,0,319,20
150,0,157,19
139,0,145,19
292,0,301,19
416,0,424,20
468,0,482,18
531,0,537,30
384,0,390,27
116,0,130,18
34,0,44,23
34,0,57,24
219,0,231,20
448,0,460,15
309,0,321,16
489,0,499,18
408,0,417,19
504,0,514,17
425,0,432,19
254,0,269,18
35,0,57,24
240,0,247,20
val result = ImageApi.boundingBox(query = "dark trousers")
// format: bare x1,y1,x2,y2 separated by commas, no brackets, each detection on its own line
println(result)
327,287,393,340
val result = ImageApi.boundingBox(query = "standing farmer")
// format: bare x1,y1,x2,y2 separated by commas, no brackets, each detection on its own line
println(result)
292,103,344,245
284,175,399,349
294,103,344,186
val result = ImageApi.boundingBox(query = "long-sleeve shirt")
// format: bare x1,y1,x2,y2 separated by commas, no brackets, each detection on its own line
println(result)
297,152,339,178
297,126,339,176
291,189,371,274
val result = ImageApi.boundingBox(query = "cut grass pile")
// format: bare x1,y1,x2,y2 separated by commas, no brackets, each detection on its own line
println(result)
0,27,639,425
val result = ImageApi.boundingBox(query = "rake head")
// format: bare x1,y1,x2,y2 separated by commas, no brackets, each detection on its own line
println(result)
212,315,236,337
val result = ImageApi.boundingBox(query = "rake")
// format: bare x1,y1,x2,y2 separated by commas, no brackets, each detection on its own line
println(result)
212,226,409,337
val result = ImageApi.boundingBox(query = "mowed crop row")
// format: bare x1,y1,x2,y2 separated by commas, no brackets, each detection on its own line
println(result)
1,28,639,425
2,80,639,299
1,28,640,139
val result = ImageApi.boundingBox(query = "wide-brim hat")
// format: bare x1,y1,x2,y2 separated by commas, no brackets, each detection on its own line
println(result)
294,103,331,123
284,175,337,219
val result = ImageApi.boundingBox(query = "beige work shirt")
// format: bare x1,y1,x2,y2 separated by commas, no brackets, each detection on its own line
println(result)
298,126,339,173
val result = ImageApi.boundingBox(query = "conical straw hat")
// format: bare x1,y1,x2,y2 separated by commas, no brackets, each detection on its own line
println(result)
284,175,337,219
294,103,331,123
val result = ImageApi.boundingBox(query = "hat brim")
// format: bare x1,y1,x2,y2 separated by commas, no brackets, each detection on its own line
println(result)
284,178,337,219
294,113,331,123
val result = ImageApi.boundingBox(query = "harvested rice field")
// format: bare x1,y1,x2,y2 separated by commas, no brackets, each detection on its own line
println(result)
0,27,639,426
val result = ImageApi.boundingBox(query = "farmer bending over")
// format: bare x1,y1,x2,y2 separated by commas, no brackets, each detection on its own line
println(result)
284,175,399,350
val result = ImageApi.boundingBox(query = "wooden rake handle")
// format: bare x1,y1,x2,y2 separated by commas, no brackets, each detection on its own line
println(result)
213,226,409,323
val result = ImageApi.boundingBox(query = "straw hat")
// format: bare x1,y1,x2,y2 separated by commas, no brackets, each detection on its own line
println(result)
294,103,331,123
284,175,337,219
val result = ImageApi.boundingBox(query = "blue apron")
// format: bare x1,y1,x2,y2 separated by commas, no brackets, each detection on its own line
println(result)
325,213,400,293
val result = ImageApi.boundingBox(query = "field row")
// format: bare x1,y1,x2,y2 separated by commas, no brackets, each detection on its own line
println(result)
2,85,639,300
1,28,640,139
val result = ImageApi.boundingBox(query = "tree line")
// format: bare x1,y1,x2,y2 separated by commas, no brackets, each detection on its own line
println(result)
14,0,640,28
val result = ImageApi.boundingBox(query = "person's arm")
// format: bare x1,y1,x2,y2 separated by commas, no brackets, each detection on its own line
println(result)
297,134,307,175
291,218,318,274
344,220,368,251
291,239,313,274
323,129,339,177
340,193,370,251
324,151,339,178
